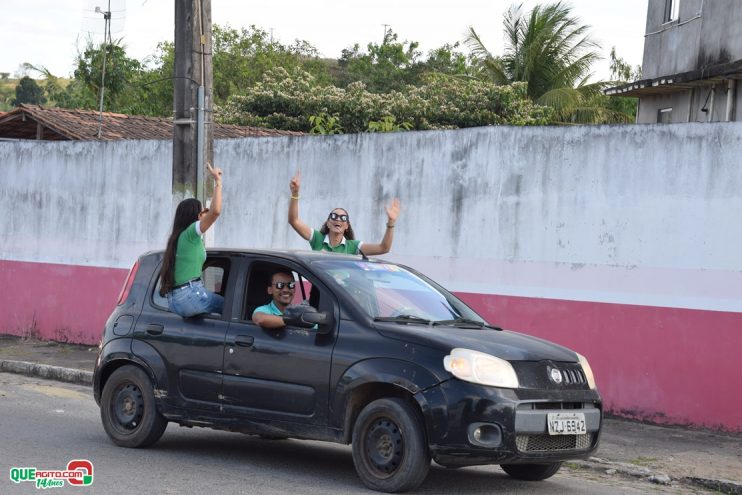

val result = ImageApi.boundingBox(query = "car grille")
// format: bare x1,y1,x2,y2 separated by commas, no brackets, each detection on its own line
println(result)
560,367,586,385
516,433,593,452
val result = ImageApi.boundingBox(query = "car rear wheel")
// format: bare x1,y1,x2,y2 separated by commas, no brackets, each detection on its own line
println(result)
351,398,430,493
100,365,167,448
500,462,562,481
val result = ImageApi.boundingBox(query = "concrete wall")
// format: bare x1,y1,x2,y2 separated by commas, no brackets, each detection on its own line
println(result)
1,123,741,431
643,0,742,78
638,0,742,124
638,84,739,124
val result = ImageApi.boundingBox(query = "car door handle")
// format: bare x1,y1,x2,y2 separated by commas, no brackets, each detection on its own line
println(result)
234,335,254,347
146,324,164,335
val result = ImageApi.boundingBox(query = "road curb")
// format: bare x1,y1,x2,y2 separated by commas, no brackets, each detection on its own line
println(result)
0,360,92,386
573,457,742,493
573,457,667,480
685,477,742,495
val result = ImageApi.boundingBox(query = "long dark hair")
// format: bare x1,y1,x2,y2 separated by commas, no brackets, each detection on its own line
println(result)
159,198,202,296
319,208,355,240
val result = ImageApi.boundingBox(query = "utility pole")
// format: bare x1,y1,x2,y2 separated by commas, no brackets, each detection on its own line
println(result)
173,0,213,205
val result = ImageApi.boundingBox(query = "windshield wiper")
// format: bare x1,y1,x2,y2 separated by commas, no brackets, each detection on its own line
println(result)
374,315,431,325
432,318,501,330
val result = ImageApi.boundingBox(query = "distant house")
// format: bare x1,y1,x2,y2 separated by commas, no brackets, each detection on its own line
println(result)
605,0,742,123
0,104,301,141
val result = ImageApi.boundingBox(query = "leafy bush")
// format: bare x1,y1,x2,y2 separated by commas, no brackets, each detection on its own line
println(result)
219,67,551,132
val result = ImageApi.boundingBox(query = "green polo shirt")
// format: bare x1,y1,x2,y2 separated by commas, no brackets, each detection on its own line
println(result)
309,229,361,254
173,222,205,286
252,301,282,319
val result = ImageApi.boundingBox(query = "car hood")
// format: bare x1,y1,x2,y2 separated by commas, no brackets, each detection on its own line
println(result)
376,324,578,362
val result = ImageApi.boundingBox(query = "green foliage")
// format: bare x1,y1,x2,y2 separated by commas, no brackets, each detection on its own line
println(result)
0,78,16,111
212,25,332,104
603,47,640,121
467,2,601,100
367,116,412,133
44,39,146,113
336,31,476,94
421,43,475,77
609,47,641,82
465,1,633,124
337,31,421,92
309,113,343,134
219,67,551,133
12,76,46,105
41,40,173,116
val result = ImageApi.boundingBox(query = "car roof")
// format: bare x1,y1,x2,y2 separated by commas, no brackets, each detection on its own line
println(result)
140,247,389,265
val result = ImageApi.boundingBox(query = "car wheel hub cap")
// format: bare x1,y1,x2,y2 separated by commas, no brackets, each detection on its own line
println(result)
366,419,403,474
113,383,144,430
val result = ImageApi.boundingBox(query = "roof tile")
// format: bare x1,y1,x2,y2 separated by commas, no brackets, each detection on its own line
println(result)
0,104,302,141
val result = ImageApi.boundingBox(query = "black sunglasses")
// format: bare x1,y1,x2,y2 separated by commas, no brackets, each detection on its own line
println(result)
272,281,296,290
328,212,349,222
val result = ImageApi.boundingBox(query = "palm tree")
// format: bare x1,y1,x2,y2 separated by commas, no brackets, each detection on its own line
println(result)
466,2,631,124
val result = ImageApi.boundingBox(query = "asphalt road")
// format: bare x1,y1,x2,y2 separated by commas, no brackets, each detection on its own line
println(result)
0,373,704,495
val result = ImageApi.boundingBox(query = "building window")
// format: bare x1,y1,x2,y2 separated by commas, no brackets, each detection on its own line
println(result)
664,0,680,22
657,108,673,123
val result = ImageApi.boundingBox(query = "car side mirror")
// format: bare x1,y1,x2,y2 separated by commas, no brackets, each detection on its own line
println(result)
282,305,333,334
302,311,333,334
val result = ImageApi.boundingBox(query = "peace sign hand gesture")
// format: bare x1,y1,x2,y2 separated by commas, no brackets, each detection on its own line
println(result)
207,162,223,184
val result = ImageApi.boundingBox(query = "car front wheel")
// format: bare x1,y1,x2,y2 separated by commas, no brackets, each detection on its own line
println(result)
351,398,430,493
500,462,562,481
100,365,167,448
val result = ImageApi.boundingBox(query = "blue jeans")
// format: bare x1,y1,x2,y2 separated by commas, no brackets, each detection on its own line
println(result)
167,280,224,317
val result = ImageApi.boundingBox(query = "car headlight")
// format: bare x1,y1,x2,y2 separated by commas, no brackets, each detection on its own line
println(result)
576,352,597,390
443,348,519,388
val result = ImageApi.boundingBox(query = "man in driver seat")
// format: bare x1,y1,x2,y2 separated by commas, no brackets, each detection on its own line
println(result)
252,270,296,329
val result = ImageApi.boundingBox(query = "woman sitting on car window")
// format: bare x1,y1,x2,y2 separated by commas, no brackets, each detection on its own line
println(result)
288,170,401,255
158,163,224,317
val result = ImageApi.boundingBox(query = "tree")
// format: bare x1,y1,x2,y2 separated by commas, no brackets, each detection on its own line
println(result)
337,30,422,92
12,76,46,105
609,46,641,82
603,47,641,121
466,2,631,123
211,24,331,104
418,43,475,78
74,39,143,108
47,40,174,116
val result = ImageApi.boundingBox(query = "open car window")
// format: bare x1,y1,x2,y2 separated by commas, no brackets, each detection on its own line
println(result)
151,257,230,316
242,261,321,322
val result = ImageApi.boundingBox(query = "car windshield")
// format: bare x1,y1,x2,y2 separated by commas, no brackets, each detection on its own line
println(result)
314,259,487,324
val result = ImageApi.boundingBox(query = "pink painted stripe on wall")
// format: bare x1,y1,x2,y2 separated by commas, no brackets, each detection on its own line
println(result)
0,260,128,344
2,259,740,432
457,291,742,432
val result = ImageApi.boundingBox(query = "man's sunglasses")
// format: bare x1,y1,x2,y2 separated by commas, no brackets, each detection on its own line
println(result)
272,282,296,290
328,212,349,222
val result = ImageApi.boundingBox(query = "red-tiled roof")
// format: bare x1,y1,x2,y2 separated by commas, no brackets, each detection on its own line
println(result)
0,104,302,141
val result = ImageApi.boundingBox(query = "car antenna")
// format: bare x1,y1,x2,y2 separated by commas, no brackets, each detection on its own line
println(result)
358,249,369,261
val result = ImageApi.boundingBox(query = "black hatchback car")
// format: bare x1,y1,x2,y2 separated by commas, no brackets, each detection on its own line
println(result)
94,249,602,492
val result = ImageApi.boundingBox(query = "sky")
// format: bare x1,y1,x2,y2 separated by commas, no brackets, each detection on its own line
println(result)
2,0,648,81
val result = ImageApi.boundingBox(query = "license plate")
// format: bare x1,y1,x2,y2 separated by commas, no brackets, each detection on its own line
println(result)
547,412,586,435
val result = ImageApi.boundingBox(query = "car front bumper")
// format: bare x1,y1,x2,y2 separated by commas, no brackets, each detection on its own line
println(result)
420,379,602,467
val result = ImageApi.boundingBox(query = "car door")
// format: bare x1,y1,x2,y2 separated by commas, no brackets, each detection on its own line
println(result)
221,257,338,427
132,256,233,414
